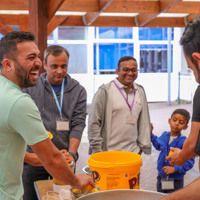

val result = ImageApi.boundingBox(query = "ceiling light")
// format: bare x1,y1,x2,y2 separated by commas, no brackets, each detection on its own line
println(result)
158,13,189,18
183,0,200,1
0,10,28,14
100,13,138,17
56,11,86,16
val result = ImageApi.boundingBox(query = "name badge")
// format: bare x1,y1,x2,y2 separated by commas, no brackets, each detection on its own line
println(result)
161,178,174,190
56,118,69,131
126,115,136,124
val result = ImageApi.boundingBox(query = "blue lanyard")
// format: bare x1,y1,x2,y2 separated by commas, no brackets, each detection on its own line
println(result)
47,78,64,118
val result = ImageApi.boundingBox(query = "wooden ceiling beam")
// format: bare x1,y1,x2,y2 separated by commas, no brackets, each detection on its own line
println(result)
114,0,158,1
83,12,99,26
47,0,65,23
1,1,199,14
22,0,28,7
0,15,19,25
60,16,85,26
19,14,29,31
0,0,28,10
160,0,182,12
0,0,199,29
105,1,159,13
186,14,199,24
83,0,114,26
28,1,200,14
0,18,14,35
136,13,158,27
46,16,187,28
145,17,185,27
47,15,69,35
99,0,113,10
0,14,194,28
59,0,98,12
167,2,200,13
137,0,181,27
91,16,136,27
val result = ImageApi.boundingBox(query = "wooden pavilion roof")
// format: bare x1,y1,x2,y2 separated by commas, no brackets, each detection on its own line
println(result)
0,0,200,35
0,0,199,66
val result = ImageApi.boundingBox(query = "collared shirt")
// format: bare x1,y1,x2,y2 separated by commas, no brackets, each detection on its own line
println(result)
108,78,141,153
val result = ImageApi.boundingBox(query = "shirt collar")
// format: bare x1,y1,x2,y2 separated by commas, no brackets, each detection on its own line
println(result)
114,78,137,93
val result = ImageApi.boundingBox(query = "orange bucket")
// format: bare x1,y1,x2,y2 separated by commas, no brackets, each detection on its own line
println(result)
87,151,142,191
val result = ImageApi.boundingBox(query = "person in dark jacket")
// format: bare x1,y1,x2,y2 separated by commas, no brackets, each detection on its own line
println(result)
151,109,195,193
22,45,87,200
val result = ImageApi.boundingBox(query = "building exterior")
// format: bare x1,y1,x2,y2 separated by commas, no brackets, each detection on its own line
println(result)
1,27,196,104
47,27,197,104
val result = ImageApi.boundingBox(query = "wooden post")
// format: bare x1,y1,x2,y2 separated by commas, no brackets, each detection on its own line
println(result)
29,0,48,73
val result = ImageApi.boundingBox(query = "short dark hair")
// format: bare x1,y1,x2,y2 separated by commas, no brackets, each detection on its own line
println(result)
0,31,35,68
44,45,69,63
171,109,190,124
180,15,200,64
118,56,137,70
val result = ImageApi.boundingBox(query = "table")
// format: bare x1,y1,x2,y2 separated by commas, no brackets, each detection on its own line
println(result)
34,180,71,200
34,180,56,200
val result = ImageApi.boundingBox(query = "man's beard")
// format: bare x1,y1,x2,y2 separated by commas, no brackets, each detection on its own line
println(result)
22,76,35,88
17,71,36,88
14,61,37,88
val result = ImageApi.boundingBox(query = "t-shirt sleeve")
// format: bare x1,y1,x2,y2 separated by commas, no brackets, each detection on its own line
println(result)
195,130,200,155
192,85,200,155
192,85,200,122
8,94,49,145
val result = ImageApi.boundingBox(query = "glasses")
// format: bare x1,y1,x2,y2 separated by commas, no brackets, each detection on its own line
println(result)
121,67,139,73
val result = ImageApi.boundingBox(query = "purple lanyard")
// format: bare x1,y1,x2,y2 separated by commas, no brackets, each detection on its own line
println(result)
114,81,136,111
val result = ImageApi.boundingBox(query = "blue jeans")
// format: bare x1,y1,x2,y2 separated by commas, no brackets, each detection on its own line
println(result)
157,176,184,193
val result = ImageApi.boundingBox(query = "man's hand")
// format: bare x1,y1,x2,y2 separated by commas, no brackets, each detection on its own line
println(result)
165,147,184,166
68,154,75,162
150,123,154,136
162,166,175,175
60,149,70,161
73,174,95,189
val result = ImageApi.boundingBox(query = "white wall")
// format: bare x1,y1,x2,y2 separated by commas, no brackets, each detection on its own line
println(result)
55,27,198,105
71,72,197,105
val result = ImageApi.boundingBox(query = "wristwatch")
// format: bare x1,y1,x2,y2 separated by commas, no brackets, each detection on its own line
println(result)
69,152,78,162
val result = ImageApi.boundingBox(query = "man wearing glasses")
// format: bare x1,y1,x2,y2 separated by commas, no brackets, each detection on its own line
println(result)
88,56,151,155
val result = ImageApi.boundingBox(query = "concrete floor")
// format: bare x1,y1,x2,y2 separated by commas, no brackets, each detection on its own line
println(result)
76,102,200,192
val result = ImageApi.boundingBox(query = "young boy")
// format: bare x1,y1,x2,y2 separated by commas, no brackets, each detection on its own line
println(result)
151,109,195,194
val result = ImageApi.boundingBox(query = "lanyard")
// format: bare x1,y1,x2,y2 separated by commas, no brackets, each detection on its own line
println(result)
47,78,64,118
114,81,136,111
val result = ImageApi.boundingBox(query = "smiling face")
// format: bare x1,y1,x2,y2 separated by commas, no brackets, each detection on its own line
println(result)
44,51,68,85
116,59,138,89
168,113,188,136
2,41,42,89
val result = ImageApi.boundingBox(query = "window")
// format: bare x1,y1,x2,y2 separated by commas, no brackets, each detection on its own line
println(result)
96,27,133,39
48,27,174,75
11,26,19,31
61,44,87,73
94,43,133,74
58,27,88,40
140,44,173,73
48,32,53,40
139,28,174,40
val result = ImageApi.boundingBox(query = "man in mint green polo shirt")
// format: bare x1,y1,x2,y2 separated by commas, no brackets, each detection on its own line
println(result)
0,31,94,200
